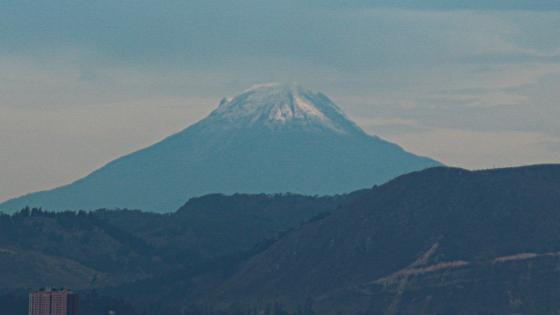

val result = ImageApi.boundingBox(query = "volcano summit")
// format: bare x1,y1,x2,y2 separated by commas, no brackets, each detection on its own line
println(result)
1,84,440,212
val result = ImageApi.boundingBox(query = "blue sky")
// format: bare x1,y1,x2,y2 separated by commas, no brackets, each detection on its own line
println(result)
1,1,560,201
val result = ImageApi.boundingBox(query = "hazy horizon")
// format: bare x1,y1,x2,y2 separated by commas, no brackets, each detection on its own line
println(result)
2,1,560,201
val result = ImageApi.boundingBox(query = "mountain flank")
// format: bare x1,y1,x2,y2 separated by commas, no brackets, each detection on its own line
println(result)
0,192,352,293
0,83,439,212
207,164,560,315
1,165,560,314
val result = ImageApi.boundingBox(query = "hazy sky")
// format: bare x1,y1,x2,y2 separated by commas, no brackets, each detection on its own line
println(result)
1,1,560,201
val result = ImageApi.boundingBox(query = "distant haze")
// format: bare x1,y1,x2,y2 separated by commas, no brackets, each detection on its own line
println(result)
1,1,560,202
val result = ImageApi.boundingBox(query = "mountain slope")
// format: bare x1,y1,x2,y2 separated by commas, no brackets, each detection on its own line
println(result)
0,83,439,212
0,192,350,292
2,165,560,315
210,164,560,315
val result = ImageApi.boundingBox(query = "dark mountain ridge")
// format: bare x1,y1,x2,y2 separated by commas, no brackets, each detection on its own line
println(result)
2,165,560,315
0,192,352,294
209,164,560,315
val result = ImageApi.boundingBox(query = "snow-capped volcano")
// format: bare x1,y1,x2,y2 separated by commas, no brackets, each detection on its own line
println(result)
210,83,359,134
0,84,441,213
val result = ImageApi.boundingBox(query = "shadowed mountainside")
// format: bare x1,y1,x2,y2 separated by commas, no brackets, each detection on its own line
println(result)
0,193,354,293
208,164,560,315
2,165,560,315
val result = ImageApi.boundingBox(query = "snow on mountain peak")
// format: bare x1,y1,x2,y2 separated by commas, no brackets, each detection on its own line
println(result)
210,83,360,134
